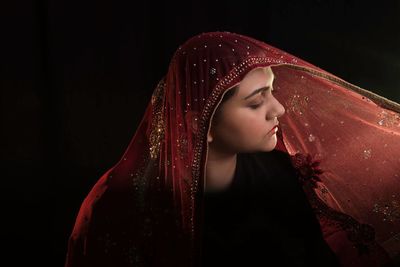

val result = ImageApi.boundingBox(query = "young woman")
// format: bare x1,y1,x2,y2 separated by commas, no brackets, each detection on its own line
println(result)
65,32,400,266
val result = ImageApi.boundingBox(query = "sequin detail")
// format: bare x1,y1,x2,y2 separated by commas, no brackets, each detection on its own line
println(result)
378,110,400,128
287,94,310,115
132,153,150,211
292,152,379,255
373,197,400,222
363,149,372,160
149,78,166,159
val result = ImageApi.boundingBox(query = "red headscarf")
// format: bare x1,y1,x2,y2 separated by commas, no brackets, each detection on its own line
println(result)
65,32,400,266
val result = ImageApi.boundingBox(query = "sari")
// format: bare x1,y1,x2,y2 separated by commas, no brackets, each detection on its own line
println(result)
65,31,400,266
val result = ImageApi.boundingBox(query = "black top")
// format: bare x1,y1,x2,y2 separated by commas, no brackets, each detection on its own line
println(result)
202,149,340,267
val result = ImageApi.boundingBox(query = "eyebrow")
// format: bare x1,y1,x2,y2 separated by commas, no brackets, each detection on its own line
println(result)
242,86,271,100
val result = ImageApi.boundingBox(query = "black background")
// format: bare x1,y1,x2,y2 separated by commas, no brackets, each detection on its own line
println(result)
1,0,399,266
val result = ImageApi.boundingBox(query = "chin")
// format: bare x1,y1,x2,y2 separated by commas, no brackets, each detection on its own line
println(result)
240,136,277,153
262,138,277,152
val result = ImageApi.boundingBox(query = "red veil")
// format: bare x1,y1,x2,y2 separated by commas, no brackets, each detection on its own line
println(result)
65,32,400,266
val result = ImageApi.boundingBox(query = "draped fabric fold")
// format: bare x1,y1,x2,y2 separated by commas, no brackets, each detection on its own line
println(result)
65,32,400,267
272,65,400,261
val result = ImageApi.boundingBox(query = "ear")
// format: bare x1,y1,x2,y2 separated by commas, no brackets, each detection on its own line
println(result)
207,130,213,143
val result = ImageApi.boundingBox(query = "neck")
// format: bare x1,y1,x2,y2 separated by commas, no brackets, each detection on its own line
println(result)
205,145,237,193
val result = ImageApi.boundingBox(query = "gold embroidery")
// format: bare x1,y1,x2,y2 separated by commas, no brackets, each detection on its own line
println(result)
149,78,166,159
363,148,372,160
377,110,400,128
285,64,400,114
373,197,400,222
178,133,189,160
132,153,150,211
286,93,310,115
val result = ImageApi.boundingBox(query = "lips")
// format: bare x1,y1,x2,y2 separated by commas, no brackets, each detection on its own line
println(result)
268,123,279,134
269,125,278,134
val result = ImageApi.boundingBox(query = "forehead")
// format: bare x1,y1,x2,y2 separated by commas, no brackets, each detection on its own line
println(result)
237,67,274,93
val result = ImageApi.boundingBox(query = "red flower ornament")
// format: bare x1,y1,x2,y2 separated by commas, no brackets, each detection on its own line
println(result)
290,153,324,188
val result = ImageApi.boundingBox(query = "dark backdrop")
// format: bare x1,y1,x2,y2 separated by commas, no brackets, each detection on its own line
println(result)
1,0,399,266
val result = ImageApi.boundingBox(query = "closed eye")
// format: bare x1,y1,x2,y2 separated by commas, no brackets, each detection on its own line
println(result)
249,102,263,109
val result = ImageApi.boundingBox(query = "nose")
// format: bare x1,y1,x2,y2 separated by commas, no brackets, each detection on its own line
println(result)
276,99,285,118
266,95,285,120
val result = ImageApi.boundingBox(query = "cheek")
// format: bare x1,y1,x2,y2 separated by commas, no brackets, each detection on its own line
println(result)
223,110,266,138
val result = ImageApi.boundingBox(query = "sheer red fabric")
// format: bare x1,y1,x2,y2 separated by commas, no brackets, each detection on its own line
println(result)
273,66,400,266
65,32,400,266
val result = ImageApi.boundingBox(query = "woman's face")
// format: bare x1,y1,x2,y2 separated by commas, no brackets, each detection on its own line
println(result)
208,67,285,153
